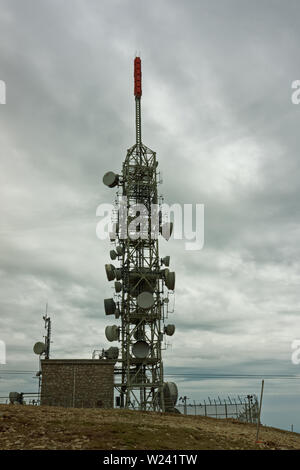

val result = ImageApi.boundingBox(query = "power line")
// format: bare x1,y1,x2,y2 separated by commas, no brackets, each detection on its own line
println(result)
165,374,300,379
0,371,36,374
1,370,300,379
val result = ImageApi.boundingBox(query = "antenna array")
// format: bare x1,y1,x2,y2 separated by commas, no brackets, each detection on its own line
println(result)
102,58,177,411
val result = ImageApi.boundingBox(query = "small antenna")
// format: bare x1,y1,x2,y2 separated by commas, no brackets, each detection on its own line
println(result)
33,303,52,359
43,304,52,360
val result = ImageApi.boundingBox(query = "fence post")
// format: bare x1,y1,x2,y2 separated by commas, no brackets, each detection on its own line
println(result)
256,379,265,443
245,404,248,422
225,402,228,419
204,401,207,417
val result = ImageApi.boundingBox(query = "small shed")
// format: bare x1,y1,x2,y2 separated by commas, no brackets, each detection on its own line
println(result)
40,359,115,408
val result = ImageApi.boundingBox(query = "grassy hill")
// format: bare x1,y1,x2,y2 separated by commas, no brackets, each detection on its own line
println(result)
0,404,299,450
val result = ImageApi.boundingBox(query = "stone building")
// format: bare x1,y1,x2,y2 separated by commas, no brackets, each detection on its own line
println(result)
40,359,115,408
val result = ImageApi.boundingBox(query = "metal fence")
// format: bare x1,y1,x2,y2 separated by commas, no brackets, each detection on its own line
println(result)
0,395,110,408
0,394,259,424
176,396,259,424
0,394,39,405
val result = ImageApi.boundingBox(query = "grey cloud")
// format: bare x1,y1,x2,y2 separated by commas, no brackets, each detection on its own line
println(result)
0,0,300,429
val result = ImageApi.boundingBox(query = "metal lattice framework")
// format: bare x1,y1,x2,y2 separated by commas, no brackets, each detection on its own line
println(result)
103,58,176,412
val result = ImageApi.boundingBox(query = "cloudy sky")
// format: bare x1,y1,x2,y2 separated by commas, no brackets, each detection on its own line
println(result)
0,0,300,430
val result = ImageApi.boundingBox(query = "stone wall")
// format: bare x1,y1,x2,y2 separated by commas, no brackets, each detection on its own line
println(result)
40,359,115,408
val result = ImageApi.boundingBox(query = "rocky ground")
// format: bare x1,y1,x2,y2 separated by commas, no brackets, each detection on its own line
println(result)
0,404,299,450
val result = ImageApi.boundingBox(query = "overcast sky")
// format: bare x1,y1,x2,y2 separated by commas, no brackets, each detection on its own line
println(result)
0,0,300,430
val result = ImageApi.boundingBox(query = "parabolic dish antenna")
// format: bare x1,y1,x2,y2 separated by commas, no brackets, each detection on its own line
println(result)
104,298,116,315
105,346,119,360
116,245,123,256
163,268,170,278
132,340,150,359
115,268,122,281
103,171,119,188
137,291,154,309
9,392,21,404
114,281,122,293
33,342,46,355
110,250,117,260
105,325,119,342
162,256,170,267
105,264,116,281
163,382,178,409
165,271,175,290
164,324,175,336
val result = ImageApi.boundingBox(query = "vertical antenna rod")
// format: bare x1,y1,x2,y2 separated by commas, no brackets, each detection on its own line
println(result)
134,57,142,145
43,303,52,360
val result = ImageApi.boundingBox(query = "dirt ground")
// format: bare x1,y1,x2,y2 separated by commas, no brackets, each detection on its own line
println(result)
0,404,299,450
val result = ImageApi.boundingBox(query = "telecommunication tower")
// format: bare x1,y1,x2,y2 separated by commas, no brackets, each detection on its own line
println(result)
103,58,177,412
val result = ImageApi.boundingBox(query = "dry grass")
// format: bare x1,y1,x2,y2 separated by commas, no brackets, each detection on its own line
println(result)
0,404,299,450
